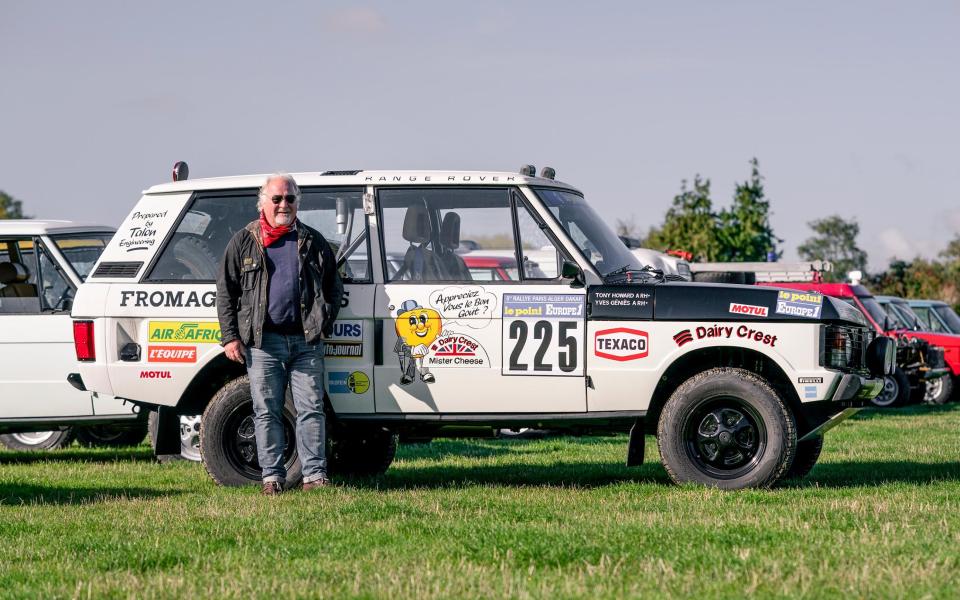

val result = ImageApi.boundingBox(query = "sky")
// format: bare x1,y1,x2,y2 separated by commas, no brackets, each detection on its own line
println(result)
1,1,958,271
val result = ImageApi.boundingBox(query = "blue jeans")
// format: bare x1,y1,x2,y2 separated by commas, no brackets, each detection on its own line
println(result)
245,330,327,484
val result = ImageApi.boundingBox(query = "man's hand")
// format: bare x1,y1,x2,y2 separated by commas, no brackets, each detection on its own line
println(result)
224,340,246,364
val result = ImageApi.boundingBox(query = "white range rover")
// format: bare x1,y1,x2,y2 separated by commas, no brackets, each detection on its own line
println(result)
70,166,893,489
0,220,145,451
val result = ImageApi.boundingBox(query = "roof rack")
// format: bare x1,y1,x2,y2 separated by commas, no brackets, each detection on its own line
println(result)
690,261,832,282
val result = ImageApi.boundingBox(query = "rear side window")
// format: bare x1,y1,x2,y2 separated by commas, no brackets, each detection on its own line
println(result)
0,238,41,314
146,187,369,282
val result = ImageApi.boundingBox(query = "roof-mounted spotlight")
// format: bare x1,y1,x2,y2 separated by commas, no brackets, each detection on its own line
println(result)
172,161,189,182
539,166,556,180
519,164,536,177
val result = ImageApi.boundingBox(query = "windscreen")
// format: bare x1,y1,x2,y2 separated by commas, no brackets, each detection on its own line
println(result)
934,305,960,333
533,188,642,276
52,234,113,280
891,302,923,330
858,296,891,327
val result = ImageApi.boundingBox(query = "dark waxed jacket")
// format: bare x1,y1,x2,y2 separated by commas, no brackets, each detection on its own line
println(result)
216,220,343,348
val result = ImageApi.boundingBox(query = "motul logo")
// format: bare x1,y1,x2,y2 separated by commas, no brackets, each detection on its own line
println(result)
139,370,172,379
729,303,768,317
594,328,649,361
148,346,197,363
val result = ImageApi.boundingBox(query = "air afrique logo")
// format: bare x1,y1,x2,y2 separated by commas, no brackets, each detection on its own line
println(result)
148,321,221,344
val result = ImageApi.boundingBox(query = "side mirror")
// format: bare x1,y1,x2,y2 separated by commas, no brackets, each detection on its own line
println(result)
561,260,584,287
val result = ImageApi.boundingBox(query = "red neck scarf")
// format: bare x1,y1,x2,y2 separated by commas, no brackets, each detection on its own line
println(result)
259,212,295,248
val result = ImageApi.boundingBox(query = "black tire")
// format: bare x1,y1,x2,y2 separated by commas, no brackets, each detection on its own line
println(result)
783,436,824,480
200,376,302,488
872,367,911,408
147,412,202,462
693,271,745,284
657,367,796,490
171,235,219,280
75,422,148,448
924,375,954,405
328,424,397,477
0,428,74,451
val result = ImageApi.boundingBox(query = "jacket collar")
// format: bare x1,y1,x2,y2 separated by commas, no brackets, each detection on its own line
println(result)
245,219,310,250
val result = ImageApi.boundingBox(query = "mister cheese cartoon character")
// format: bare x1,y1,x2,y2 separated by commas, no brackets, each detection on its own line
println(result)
394,300,442,384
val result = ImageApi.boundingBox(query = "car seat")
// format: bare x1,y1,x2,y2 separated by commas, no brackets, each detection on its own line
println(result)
0,262,38,298
437,212,471,280
395,204,441,281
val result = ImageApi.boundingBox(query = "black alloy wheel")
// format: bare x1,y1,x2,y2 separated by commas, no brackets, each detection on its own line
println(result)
683,399,767,480
200,376,303,487
657,367,796,489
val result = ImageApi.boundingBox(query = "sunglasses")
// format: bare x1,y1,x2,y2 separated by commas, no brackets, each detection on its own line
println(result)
267,194,298,205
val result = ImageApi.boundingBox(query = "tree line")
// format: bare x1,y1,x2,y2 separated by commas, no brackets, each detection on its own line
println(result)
618,160,960,309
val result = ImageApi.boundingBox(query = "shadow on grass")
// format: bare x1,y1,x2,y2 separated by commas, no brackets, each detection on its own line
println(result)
0,482,181,506
397,435,627,462
789,459,960,488
0,448,156,465
343,460,671,490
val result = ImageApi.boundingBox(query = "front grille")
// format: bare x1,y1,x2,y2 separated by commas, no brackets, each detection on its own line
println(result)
822,325,873,373
91,261,143,278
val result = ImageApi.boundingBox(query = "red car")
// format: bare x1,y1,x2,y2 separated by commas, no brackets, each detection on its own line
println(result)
875,295,960,404
462,255,547,281
758,282,954,406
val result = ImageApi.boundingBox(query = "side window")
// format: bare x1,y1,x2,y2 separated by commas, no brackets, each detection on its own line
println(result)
379,188,517,282
0,238,41,314
514,197,563,279
914,307,945,332
37,244,75,311
52,234,113,280
147,187,370,282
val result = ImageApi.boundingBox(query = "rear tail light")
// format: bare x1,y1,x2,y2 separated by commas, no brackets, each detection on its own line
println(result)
73,320,95,362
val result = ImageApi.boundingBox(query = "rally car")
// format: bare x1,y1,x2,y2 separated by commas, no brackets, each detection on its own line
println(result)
69,165,892,490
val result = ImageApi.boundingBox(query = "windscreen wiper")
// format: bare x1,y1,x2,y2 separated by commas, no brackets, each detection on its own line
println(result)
604,264,664,283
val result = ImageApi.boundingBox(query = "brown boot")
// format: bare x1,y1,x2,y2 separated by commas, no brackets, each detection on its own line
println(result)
302,476,330,491
261,481,283,496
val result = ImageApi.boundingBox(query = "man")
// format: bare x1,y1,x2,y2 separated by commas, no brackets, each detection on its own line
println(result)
216,173,343,495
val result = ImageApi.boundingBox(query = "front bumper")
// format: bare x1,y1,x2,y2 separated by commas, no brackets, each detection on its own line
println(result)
921,367,951,381
830,373,883,403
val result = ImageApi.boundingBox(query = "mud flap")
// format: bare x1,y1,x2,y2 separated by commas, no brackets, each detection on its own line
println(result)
151,406,182,458
626,418,645,467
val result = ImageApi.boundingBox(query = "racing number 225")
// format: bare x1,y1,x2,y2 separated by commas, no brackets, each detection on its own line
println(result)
507,320,579,374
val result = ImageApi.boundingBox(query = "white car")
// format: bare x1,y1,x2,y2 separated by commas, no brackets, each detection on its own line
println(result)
71,166,892,489
0,220,145,451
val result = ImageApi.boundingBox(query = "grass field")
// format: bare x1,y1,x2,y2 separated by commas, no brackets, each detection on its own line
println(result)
2,404,959,599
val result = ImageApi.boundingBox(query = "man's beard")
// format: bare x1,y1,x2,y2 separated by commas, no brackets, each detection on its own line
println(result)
274,212,294,226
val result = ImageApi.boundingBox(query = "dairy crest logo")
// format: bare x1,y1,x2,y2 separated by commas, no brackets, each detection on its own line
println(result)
594,328,649,361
